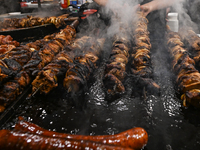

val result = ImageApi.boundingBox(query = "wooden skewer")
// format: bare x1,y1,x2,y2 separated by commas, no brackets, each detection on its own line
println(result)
26,83,43,100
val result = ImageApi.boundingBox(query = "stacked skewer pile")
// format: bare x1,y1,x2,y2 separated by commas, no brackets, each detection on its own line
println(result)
0,22,77,112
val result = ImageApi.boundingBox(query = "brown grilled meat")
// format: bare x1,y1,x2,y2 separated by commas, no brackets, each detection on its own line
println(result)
0,35,19,46
103,22,131,96
179,29,200,67
0,35,20,56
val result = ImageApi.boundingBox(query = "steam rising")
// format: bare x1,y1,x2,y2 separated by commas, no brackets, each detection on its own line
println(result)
105,0,140,38
171,0,199,32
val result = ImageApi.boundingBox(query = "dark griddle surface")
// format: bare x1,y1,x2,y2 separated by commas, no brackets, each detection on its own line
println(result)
0,40,200,150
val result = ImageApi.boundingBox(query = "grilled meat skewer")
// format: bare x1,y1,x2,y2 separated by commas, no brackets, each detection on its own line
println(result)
103,23,131,96
179,29,200,68
63,38,105,93
166,29,200,107
130,12,160,94
31,36,93,95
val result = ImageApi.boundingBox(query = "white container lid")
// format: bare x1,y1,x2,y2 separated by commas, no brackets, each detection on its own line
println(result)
8,12,21,15
168,13,178,20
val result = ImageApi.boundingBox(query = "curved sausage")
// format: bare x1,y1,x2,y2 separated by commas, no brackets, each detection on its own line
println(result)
15,118,148,150
0,130,132,150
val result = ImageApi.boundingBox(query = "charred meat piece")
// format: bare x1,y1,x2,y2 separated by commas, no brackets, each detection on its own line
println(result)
0,35,20,56
102,21,131,96
63,38,105,93
179,29,200,67
0,35,19,46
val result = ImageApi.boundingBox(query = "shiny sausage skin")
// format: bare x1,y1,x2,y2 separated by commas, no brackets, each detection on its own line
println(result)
15,119,148,150
0,130,132,150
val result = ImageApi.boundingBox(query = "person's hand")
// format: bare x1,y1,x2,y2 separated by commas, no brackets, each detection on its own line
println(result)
140,3,154,17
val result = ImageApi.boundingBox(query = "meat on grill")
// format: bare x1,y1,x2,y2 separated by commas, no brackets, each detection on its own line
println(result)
0,35,19,47
0,35,20,56
0,46,33,85
63,38,105,94
0,22,77,113
8,117,148,150
179,29,200,68
0,130,133,150
0,14,70,31
166,29,200,107
31,50,74,95
0,36,53,86
103,23,131,96
31,36,94,95
130,12,160,94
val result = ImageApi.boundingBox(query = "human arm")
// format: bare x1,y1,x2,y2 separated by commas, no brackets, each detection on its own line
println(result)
93,0,108,6
140,0,183,16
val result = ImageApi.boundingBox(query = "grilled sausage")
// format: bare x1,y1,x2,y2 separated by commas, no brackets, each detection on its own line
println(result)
14,119,148,150
0,130,133,150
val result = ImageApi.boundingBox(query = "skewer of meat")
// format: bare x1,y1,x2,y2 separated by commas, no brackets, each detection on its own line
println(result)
31,36,93,95
0,21,78,113
130,12,160,94
179,29,200,68
13,117,148,150
166,28,200,107
63,38,105,94
103,22,131,96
